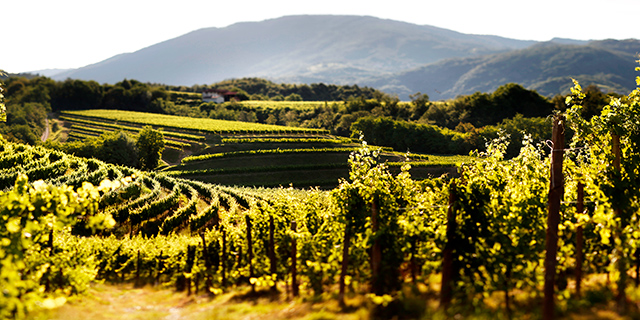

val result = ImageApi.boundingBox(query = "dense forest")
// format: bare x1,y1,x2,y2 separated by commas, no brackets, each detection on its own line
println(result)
0,75,615,156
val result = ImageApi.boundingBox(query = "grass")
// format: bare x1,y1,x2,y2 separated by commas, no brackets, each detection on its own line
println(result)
32,279,638,320
29,272,640,320
33,283,370,320
62,110,327,134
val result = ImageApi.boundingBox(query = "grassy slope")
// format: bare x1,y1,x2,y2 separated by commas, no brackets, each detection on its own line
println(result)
60,109,472,188
62,110,325,133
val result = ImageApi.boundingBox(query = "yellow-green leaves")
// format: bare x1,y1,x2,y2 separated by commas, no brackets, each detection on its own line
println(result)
0,174,119,318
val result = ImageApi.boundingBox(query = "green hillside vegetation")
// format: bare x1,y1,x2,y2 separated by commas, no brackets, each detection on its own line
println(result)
4,73,605,157
3,73,617,188
57,109,468,188
371,39,640,100
6,67,640,319
62,109,327,134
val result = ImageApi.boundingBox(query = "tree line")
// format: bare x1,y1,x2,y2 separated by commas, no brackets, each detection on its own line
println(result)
1,74,616,156
161,77,382,102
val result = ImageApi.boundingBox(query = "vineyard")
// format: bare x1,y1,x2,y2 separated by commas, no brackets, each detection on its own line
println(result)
61,109,328,135
60,109,467,188
4,75,640,319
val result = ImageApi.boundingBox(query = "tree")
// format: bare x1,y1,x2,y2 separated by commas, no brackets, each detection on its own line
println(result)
0,69,6,122
100,131,139,168
136,126,165,170
409,92,430,120
285,93,303,101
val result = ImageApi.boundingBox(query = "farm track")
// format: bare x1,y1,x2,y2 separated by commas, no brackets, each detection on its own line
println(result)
41,118,50,142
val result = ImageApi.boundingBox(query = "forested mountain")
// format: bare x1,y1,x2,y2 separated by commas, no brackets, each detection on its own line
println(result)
47,15,639,101
51,15,533,86
365,39,640,100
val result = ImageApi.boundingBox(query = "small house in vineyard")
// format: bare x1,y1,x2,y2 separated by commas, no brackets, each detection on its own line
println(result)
202,89,238,103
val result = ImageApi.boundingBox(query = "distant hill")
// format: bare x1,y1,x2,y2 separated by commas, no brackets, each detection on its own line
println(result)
27,68,73,78
52,15,534,86
365,39,640,100
49,15,639,101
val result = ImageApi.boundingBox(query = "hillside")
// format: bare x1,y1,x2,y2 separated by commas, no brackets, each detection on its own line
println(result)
51,15,533,85
59,110,467,189
367,39,640,100
46,15,639,101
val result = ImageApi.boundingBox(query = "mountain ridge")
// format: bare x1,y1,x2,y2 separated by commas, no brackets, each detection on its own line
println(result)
52,15,534,85
49,15,639,100
365,39,640,100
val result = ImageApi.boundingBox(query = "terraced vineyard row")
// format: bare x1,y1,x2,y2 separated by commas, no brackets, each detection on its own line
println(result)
0,141,259,237
59,109,471,188
62,110,329,134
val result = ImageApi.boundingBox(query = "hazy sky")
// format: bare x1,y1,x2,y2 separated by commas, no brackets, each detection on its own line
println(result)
3,0,639,73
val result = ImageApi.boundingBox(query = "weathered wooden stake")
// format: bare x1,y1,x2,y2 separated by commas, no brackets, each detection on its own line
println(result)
371,198,382,295
612,134,628,312
575,182,584,297
440,179,457,309
221,228,227,288
269,215,277,293
339,224,351,308
135,249,142,287
543,114,565,320
155,250,163,286
291,221,299,297
201,233,213,294
246,215,255,292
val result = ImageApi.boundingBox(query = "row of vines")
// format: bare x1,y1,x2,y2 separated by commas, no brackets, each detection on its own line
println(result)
3,74,640,319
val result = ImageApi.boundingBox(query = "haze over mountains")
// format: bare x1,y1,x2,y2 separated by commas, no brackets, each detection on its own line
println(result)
46,15,640,100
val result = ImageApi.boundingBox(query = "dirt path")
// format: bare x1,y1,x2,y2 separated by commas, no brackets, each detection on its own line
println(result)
41,118,50,142
36,284,203,320
33,283,349,320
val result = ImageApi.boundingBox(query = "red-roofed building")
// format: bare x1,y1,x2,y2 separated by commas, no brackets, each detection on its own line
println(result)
202,89,238,103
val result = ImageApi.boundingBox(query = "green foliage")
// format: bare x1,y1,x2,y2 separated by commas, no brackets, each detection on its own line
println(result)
201,77,382,101
332,141,423,294
0,70,6,122
136,126,164,171
564,70,640,297
63,109,326,134
453,135,549,301
350,116,477,154
46,130,139,168
494,114,553,157
180,147,381,164
421,83,554,129
0,76,49,144
0,173,116,319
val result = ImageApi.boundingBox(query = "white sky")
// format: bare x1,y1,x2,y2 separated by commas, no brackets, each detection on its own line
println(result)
2,0,639,73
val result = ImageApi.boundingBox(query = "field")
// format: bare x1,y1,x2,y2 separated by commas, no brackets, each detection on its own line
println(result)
59,109,470,188
62,110,328,134
9,78,640,320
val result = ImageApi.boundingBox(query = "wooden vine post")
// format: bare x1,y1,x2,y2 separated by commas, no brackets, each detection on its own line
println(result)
155,250,164,286
440,179,457,309
339,218,351,308
200,233,213,293
269,215,277,293
291,221,299,297
543,114,565,320
612,133,627,312
221,227,227,288
135,249,142,288
246,215,255,292
575,182,584,297
371,197,382,295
